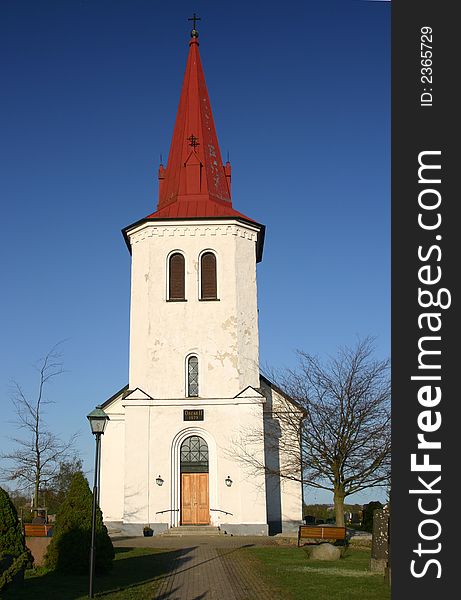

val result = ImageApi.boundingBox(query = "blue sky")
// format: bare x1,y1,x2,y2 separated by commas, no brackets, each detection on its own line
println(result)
0,0,390,505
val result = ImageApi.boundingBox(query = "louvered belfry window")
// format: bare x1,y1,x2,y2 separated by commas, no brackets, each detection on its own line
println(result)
200,252,217,299
169,253,185,300
187,355,199,397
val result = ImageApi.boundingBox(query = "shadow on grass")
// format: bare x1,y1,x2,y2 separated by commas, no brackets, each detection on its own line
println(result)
2,546,196,600
111,546,131,554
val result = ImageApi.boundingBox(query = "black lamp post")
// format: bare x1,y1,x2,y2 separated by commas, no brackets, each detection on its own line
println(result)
87,405,109,598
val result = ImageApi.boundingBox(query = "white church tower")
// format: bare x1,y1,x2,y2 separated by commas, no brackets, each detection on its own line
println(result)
99,24,303,536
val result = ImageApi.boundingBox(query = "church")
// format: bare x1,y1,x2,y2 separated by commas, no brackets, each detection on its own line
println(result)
99,23,303,536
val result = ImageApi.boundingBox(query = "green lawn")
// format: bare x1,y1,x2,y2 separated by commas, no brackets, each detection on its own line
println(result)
2,543,390,600
238,546,391,600
1,547,173,599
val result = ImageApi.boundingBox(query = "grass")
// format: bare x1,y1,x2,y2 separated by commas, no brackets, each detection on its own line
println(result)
2,542,390,600
233,546,391,600
1,546,175,599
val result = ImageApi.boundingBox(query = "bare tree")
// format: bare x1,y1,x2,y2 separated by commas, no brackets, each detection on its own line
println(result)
233,337,391,526
0,345,77,511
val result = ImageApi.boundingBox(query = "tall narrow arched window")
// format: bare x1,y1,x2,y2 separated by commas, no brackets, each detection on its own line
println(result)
169,253,185,300
200,252,217,300
187,355,199,397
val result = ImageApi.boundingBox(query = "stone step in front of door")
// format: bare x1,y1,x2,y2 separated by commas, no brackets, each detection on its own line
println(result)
162,526,222,536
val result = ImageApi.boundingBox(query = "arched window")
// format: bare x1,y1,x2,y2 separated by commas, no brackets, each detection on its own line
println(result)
169,253,185,300
180,436,209,472
200,252,217,300
187,355,199,397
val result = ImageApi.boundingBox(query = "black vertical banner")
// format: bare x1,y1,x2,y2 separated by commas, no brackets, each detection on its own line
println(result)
392,2,458,598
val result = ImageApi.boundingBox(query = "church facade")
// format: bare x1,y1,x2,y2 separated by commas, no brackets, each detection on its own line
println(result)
99,26,303,536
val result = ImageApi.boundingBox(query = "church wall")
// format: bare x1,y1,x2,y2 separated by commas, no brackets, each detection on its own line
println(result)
282,436,303,528
101,396,268,534
127,220,260,400
208,401,267,529
234,229,260,391
100,381,304,535
144,399,267,531
260,380,304,533
100,371,303,535
273,390,304,530
99,401,125,523
123,405,150,525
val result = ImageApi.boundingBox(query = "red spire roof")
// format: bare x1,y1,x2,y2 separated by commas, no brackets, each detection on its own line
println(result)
146,31,255,224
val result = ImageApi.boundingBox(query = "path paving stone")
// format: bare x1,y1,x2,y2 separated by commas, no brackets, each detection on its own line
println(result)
112,535,280,599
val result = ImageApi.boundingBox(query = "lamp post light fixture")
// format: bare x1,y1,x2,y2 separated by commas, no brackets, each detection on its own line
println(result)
225,476,233,487
156,475,164,486
87,405,109,599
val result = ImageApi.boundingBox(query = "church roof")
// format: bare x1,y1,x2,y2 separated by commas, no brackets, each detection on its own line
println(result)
123,25,264,261
101,376,305,413
155,30,232,213
146,199,255,222
259,374,307,416
100,384,129,409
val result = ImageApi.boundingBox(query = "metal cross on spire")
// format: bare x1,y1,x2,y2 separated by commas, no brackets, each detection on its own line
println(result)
188,12,201,37
187,134,200,149
188,12,201,29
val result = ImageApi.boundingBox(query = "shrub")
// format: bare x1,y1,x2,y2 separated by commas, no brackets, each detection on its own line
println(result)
0,487,30,593
44,472,114,574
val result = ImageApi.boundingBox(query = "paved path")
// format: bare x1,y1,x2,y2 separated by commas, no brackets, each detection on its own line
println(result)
112,535,282,600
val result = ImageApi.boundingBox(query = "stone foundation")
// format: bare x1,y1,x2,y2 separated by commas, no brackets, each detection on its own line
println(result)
105,521,169,536
370,557,388,573
220,523,268,536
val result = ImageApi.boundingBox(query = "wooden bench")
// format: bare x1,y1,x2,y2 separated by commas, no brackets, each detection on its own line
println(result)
24,524,53,537
298,525,347,547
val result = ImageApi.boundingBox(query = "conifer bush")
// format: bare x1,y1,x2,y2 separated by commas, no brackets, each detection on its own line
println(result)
0,487,30,593
44,472,114,574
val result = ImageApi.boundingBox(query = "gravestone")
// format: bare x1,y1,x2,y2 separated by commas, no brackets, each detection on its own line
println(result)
370,505,390,574
351,512,362,525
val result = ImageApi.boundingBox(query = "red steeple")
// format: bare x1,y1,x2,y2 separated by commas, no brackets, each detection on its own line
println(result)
147,28,255,223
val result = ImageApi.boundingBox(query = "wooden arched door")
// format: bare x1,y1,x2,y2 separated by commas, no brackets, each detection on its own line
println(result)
180,435,210,525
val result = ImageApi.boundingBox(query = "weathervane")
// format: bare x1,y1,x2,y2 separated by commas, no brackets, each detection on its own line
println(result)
188,12,201,38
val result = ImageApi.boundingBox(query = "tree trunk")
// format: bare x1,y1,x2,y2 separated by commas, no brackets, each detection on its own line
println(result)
334,487,346,526
34,475,40,510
